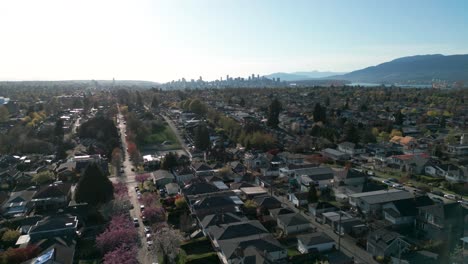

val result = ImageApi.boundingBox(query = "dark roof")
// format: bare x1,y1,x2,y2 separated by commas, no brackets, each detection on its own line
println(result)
230,182,255,190
30,236,76,264
184,182,219,196
193,163,213,172
309,201,337,210
297,232,334,246
153,170,174,181
217,234,284,261
269,207,295,218
208,220,268,241
200,213,246,229
305,167,334,180
33,183,72,199
292,192,308,201
346,169,367,179
367,229,400,246
287,163,319,170
253,196,281,208
193,195,236,211
277,213,310,227
29,216,78,234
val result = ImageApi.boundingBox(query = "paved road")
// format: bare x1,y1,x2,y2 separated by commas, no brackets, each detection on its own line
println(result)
272,194,378,264
111,107,156,264
160,114,190,159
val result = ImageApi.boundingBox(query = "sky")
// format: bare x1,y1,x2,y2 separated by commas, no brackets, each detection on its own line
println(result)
1,0,468,82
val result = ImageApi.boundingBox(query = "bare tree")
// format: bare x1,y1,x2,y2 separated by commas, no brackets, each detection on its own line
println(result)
151,225,183,264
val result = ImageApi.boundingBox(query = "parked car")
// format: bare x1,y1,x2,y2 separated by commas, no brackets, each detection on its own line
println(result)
133,218,139,227
392,183,404,190
382,180,393,186
140,205,145,211
144,226,151,234
388,178,398,183
444,194,457,200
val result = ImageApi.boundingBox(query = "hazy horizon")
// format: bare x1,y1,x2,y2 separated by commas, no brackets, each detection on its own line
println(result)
1,0,468,82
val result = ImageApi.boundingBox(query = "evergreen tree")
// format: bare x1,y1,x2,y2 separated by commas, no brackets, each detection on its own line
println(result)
313,103,326,123
75,163,114,206
54,119,64,143
266,98,282,128
194,124,210,151
161,152,178,170
308,185,318,203
343,122,359,143
151,95,159,109
394,109,404,125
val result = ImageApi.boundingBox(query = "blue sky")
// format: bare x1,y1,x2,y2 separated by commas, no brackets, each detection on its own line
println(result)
1,0,467,82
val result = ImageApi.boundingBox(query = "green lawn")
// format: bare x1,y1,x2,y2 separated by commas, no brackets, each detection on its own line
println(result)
144,125,180,149
287,247,301,257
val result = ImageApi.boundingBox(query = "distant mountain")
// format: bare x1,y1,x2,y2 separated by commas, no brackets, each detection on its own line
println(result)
264,71,347,81
328,54,468,84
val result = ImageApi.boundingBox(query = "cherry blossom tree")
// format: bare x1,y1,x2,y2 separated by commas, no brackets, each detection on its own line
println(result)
142,206,166,223
96,215,138,253
135,173,151,184
141,192,157,207
103,245,138,264
112,182,128,198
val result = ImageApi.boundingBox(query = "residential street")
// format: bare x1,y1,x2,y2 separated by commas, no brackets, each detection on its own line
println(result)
272,193,378,264
110,107,156,264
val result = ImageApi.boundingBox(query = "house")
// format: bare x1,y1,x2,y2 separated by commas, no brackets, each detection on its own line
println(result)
366,229,410,257
153,170,175,189
288,192,308,208
415,202,466,240
183,181,219,196
253,195,282,210
71,155,108,175
28,216,79,241
390,250,439,264
190,194,242,220
280,163,319,178
308,202,338,216
390,136,417,149
348,189,414,217
269,207,295,219
338,142,366,156
207,220,287,264
31,182,72,211
55,161,77,181
297,167,334,191
193,163,214,177
278,152,304,165
240,187,267,199
229,161,246,175
321,148,350,161
25,236,76,264
297,232,335,253
199,212,247,235
173,167,195,183
165,182,180,195
446,144,468,157
244,153,269,170
276,212,312,235
2,189,36,218
334,168,367,186
387,153,429,174
382,196,434,225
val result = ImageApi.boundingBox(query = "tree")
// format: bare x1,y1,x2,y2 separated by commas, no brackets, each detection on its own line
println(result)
141,193,157,207
151,95,159,109
308,185,318,203
142,206,166,223
175,196,187,209
103,245,138,264
54,119,64,143
135,173,150,184
194,124,210,151
1,229,20,246
153,225,183,264
188,99,207,116
0,245,40,264
96,215,139,253
75,163,114,206
342,122,359,144
390,129,402,138
313,103,326,123
112,182,128,198
394,110,404,125
0,106,9,122
266,98,282,128
161,152,178,170
111,148,122,175
239,97,245,107
32,171,55,185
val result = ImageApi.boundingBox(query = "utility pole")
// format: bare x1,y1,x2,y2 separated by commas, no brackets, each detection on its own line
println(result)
338,209,342,251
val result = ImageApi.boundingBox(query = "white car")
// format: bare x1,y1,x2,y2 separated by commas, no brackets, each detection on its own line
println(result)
444,194,457,200
382,180,393,186
392,183,404,190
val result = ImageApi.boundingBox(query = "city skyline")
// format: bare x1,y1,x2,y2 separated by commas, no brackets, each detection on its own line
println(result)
1,0,468,82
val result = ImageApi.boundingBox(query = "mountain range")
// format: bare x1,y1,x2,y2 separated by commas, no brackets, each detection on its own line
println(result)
267,54,468,84
329,54,468,84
